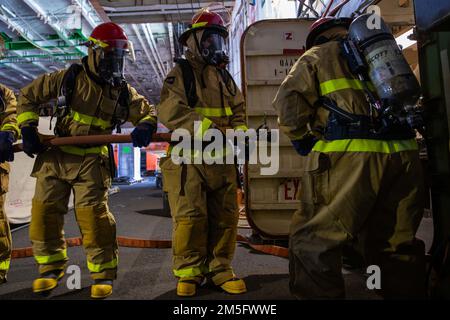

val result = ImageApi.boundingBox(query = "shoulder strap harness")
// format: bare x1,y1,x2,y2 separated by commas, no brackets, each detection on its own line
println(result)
0,86,5,113
175,58,198,108
53,62,131,134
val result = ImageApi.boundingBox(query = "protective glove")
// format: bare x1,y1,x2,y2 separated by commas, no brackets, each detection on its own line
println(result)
0,131,14,163
131,122,156,148
291,135,318,156
21,126,46,158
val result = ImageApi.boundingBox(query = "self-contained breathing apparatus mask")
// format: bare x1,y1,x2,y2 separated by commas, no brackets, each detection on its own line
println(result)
332,13,425,139
196,29,229,68
97,47,127,88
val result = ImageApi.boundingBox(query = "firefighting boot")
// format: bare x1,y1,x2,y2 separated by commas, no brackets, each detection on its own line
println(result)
32,269,65,294
219,278,247,294
91,279,113,299
177,276,204,297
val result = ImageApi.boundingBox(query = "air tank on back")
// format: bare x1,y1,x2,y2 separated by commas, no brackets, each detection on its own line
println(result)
348,13,421,110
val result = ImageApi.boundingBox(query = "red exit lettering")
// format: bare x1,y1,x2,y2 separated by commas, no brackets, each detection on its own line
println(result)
284,179,300,200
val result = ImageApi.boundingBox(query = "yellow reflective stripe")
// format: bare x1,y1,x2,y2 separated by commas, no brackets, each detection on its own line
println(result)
59,145,109,156
88,36,109,48
34,249,67,265
17,112,39,125
195,107,233,117
70,111,111,130
192,22,208,29
173,267,204,278
320,78,374,96
195,117,213,137
138,115,157,125
312,139,418,153
1,123,20,135
234,125,248,131
87,258,118,273
0,259,10,271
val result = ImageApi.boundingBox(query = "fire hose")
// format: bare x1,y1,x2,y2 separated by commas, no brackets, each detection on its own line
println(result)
10,133,289,259
12,133,173,153
11,235,288,259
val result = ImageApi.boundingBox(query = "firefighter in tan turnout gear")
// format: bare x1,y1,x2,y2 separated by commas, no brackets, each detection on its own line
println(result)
17,22,157,299
158,8,248,297
0,84,19,284
273,16,426,299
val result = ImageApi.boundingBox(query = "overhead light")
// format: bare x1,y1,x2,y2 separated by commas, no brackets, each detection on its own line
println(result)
395,28,416,50
1,4,17,18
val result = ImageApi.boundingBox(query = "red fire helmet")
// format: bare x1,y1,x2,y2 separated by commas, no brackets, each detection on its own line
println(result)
88,22,129,50
179,9,229,46
306,16,352,49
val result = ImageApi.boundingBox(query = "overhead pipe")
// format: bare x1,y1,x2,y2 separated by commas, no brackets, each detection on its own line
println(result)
1,53,83,59
0,70,23,85
103,2,235,14
297,0,320,18
0,15,50,73
0,54,81,64
167,22,175,68
328,0,351,16
320,0,357,18
131,24,163,85
33,62,50,73
72,0,104,28
4,63,36,80
6,53,50,73
141,24,166,78
86,0,111,23
0,10,65,55
145,24,167,75
322,0,335,17
22,0,87,56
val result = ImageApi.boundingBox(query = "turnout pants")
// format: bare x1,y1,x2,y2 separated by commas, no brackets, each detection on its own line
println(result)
30,147,118,280
289,149,426,299
0,167,11,281
161,158,239,285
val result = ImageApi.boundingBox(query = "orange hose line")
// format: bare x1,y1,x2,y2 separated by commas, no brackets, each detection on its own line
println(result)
11,235,288,259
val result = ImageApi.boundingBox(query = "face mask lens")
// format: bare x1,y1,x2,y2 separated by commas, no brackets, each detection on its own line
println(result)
110,50,125,75
99,48,126,86
200,31,228,66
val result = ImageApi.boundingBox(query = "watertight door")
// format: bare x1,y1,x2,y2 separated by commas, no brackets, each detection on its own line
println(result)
241,19,312,239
